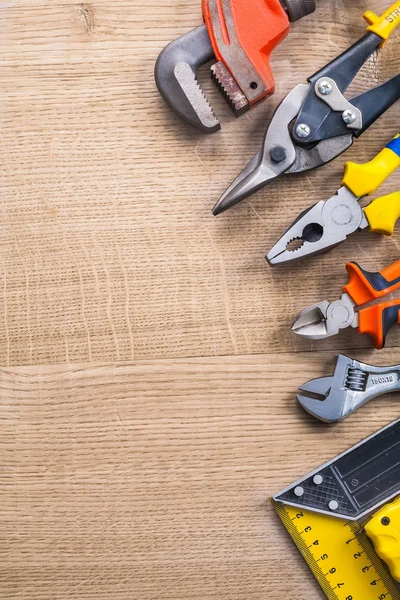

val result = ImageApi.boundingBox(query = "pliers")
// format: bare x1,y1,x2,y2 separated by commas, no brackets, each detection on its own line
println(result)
297,354,400,423
292,259,400,349
267,135,400,265
155,0,316,133
212,2,400,215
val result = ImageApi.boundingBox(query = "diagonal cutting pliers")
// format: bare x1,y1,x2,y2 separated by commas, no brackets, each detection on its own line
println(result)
212,2,400,215
292,259,400,349
267,135,400,265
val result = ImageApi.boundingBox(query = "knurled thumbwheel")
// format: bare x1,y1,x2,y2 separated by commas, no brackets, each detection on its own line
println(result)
284,0,316,21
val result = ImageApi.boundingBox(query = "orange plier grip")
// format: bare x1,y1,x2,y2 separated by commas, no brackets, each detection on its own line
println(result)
344,260,400,349
202,0,290,106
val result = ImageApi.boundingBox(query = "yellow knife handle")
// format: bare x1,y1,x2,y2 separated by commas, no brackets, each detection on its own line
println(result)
364,2,400,41
342,135,400,198
364,191,400,236
365,497,400,582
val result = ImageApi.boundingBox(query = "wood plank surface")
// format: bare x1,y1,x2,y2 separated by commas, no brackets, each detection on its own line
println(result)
2,351,400,600
0,0,398,365
0,1,399,599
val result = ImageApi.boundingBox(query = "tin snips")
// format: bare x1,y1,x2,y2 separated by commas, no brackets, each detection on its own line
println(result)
213,3,400,214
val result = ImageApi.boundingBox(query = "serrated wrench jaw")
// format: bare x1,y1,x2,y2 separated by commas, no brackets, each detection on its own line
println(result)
155,25,220,134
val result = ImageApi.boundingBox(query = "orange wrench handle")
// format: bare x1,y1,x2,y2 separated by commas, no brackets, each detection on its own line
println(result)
202,0,290,106
343,260,400,307
358,301,400,349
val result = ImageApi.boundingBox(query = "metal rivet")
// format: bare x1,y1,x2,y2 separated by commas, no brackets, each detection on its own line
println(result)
295,124,311,138
318,80,333,95
270,146,287,163
313,475,323,485
342,110,356,124
294,486,304,497
329,500,339,511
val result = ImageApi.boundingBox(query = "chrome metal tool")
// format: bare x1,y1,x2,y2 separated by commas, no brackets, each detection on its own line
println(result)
267,136,400,265
155,0,316,133
212,3,400,214
298,354,400,423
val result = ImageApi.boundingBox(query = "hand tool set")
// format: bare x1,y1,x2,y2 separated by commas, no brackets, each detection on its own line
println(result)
155,2,400,598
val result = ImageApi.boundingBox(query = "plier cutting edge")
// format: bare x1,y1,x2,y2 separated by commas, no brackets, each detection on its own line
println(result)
212,2,400,216
267,135,400,265
292,259,400,349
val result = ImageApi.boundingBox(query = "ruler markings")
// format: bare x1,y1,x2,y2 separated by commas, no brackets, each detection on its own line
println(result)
272,500,399,600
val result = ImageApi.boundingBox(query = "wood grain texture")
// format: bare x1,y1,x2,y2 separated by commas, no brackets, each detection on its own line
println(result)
0,0,398,365
1,351,400,600
0,2,399,599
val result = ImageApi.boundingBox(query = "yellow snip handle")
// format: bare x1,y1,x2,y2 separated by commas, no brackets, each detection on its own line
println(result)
342,134,400,198
365,497,400,582
364,2,400,41
364,191,400,235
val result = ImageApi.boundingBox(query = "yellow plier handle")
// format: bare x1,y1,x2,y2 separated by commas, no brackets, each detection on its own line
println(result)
364,191,400,236
364,2,400,42
342,134,400,198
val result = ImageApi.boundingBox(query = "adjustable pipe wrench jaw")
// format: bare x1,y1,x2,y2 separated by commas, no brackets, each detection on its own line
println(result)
155,0,316,133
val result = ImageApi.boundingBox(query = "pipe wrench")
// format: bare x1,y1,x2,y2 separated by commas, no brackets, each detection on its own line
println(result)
155,0,316,133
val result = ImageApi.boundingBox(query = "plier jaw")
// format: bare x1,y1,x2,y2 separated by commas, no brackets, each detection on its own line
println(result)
266,187,366,265
292,294,357,340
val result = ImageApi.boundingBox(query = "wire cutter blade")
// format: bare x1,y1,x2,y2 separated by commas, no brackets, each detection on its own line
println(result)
291,295,357,340
292,260,400,349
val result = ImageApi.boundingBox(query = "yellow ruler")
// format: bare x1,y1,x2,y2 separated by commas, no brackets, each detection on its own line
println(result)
273,500,400,600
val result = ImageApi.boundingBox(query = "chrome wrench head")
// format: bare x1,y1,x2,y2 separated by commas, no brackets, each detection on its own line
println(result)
298,354,400,422
297,355,362,422
155,25,220,133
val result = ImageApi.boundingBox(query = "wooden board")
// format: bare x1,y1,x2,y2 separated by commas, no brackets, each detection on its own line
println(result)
2,351,400,600
0,1,399,598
